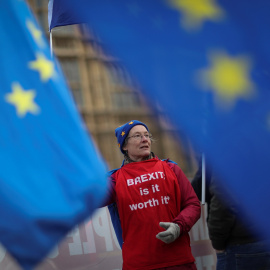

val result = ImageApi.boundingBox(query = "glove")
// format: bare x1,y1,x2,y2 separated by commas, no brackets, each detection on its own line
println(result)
156,222,180,244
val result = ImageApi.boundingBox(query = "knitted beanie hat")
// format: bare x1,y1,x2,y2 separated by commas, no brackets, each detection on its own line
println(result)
115,120,149,154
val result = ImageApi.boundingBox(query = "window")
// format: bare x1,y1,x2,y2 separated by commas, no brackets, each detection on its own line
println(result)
60,58,80,84
112,92,141,109
59,58,83,107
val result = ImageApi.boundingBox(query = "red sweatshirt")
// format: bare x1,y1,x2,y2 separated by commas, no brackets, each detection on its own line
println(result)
107,157,201,270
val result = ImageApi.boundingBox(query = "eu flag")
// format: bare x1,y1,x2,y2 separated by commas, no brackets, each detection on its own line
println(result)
49,0,270,243
48,0,87,31
0,1,108,269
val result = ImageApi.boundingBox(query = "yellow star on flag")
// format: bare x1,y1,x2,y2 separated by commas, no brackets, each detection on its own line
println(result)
168,0,224,30
29,53,55,82
198,51,255,107
5,83,40,117
121,131,126,136
129,121,134,125
26,19,45,48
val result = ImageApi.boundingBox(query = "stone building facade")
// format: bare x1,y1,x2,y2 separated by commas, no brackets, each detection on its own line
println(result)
28,0,197,177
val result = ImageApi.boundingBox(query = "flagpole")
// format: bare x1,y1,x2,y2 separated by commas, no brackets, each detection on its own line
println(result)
49,30,53,57
201,153,206,205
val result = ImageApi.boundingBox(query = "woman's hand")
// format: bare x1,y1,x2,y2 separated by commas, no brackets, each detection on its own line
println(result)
156,222,180,244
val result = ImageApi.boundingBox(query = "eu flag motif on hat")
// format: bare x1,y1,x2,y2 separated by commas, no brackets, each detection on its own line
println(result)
115,120,149,154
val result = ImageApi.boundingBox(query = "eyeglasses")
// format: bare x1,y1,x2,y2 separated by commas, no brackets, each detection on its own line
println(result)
127,133,152,141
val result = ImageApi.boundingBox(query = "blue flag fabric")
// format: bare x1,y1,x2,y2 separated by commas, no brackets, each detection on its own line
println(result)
48,0,270,242
48,0,86,31
0,1,108,269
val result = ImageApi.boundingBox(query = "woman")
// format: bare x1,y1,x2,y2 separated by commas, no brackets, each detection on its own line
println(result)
105,120,201,270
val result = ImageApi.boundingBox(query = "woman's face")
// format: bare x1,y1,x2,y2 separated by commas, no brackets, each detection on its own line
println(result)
122,125,151,162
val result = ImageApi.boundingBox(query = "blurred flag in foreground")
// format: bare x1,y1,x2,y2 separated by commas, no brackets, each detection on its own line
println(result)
49,0,270,242
0,1,108,269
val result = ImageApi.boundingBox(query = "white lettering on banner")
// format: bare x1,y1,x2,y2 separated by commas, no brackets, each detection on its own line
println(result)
63,208,120,257
129,196,170,211
127,171,164,186
135,177,141,184
83,218,96,254
141,174,147,182
161,196,170,204
68,225,83,255
152,184,160,193
93,208,113,252
139,187,149,195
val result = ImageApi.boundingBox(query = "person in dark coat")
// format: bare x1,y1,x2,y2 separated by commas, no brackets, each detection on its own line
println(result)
191,156,270,270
